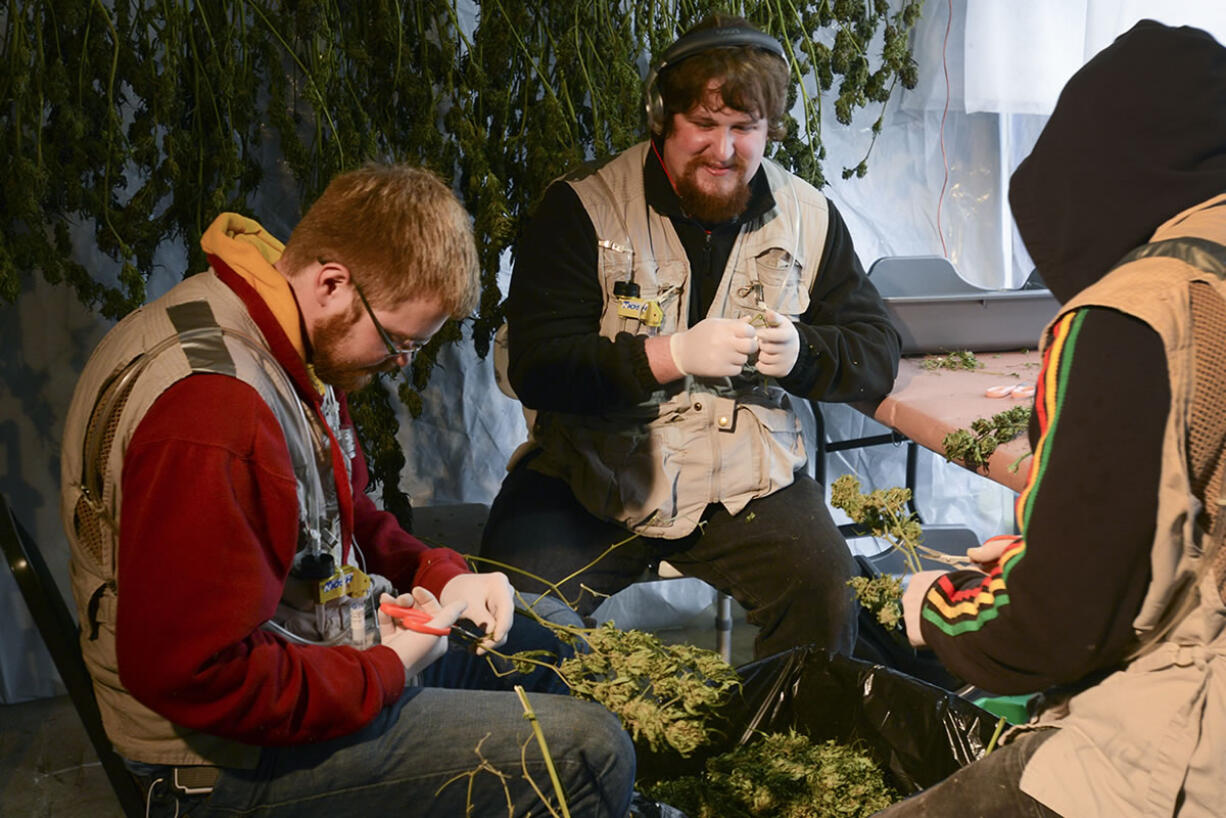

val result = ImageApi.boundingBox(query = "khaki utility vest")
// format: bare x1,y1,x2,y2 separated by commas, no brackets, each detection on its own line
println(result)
1018,195,1226,817
523,142,830,538
60,271,349,767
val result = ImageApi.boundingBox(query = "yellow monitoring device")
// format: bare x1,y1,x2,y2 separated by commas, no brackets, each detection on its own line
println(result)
316,565,373,604
614,279,664,327
618,297,664,327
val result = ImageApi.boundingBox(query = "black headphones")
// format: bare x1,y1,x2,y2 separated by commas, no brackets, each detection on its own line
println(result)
644,25,788,135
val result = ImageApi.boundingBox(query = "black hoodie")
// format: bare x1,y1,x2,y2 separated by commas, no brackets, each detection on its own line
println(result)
919,21,1226,694
1010,19,1226,304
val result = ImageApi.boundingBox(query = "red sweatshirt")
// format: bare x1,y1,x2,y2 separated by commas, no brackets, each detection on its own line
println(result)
114,262,469,746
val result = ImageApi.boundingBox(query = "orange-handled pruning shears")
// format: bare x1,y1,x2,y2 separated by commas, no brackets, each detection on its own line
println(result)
379,601,452,636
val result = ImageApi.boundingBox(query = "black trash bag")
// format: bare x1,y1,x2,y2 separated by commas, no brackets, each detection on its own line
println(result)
629,792,687,818
634,647,1001,799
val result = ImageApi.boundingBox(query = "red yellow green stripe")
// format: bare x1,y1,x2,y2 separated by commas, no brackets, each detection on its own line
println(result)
1016,310,1086,533
919,306,1090,641
921,537,1028,635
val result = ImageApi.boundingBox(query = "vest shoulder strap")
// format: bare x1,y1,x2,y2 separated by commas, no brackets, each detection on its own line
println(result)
1114,236,1226,279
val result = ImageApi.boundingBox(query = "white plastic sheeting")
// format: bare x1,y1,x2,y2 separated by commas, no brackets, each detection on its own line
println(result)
965,1,1226,115
4,0,1219,702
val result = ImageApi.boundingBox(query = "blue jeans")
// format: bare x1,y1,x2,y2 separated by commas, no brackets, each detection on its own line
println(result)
143,615,635,817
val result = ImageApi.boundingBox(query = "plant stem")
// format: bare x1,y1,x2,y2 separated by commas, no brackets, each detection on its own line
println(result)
243,0,345,166
514,685,571,818
487,0,574,144
90,0,129,257
461,529,641,613
572,8,602,150
984,715,1007,755
774,0,820,173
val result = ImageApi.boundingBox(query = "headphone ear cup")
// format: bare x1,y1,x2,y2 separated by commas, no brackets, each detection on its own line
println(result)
645,82,664,135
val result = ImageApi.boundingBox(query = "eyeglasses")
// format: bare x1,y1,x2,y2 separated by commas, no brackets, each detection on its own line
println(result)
353,280,425,361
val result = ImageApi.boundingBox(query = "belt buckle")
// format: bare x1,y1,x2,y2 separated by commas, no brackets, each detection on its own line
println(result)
172,766,219,796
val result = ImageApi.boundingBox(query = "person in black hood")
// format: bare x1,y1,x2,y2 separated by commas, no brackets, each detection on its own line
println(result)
1010,19,1226,304
878,20,1226,818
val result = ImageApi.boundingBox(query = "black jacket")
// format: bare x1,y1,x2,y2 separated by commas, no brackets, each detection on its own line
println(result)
505,143,900,415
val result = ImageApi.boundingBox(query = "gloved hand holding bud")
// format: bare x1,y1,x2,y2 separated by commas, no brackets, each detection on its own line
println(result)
755,309,800,377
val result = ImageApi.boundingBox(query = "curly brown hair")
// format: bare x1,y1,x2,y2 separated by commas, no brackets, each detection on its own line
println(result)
657,14,790,141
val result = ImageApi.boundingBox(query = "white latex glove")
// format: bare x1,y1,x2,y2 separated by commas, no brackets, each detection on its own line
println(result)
378,588,466,679
967,534,1022,571
669,317,758,377
901,570,947,648
440,572,514,654
755,310,800,378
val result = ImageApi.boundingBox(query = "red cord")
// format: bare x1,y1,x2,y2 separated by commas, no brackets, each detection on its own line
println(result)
650,137,679,192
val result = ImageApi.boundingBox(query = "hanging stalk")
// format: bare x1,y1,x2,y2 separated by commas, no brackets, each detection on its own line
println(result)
770,0,821,173
783,0,827,147
243,0,345,167
392,0,404,88
487,0,575,144
8,4,23,160
89,0,129,257
572,8,603,151
537,11,584,136
33,16,44,168
849,72,900,177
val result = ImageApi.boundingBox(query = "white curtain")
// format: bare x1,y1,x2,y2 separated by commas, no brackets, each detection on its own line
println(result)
822,0,1032,290
965,0,1226,115
830,0,1226,294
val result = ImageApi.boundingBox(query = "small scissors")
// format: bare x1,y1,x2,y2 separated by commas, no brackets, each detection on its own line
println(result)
379,601,486,643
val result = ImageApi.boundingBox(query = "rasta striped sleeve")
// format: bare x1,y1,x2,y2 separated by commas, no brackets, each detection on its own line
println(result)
1016,310,1087,534
920,310,1088,638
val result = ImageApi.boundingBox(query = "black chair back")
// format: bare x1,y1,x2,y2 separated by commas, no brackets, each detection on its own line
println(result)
0,493,145,818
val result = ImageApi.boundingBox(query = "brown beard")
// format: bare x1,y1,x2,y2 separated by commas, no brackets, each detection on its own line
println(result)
674,154,752,224
310,303,390,393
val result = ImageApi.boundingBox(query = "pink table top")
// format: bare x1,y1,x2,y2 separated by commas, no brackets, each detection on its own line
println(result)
858,349,1042,494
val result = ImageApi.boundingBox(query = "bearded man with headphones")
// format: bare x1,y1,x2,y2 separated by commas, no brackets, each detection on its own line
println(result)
481,14,901,661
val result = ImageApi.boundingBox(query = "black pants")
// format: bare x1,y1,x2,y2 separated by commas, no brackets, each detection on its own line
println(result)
478,460,858,660
873,728,1062,817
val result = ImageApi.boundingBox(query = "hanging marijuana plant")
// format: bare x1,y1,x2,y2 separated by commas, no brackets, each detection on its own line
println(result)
1,0,923,511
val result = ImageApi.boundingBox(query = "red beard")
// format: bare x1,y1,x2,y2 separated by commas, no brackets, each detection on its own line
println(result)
311,304,394,393
673,154,752,224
